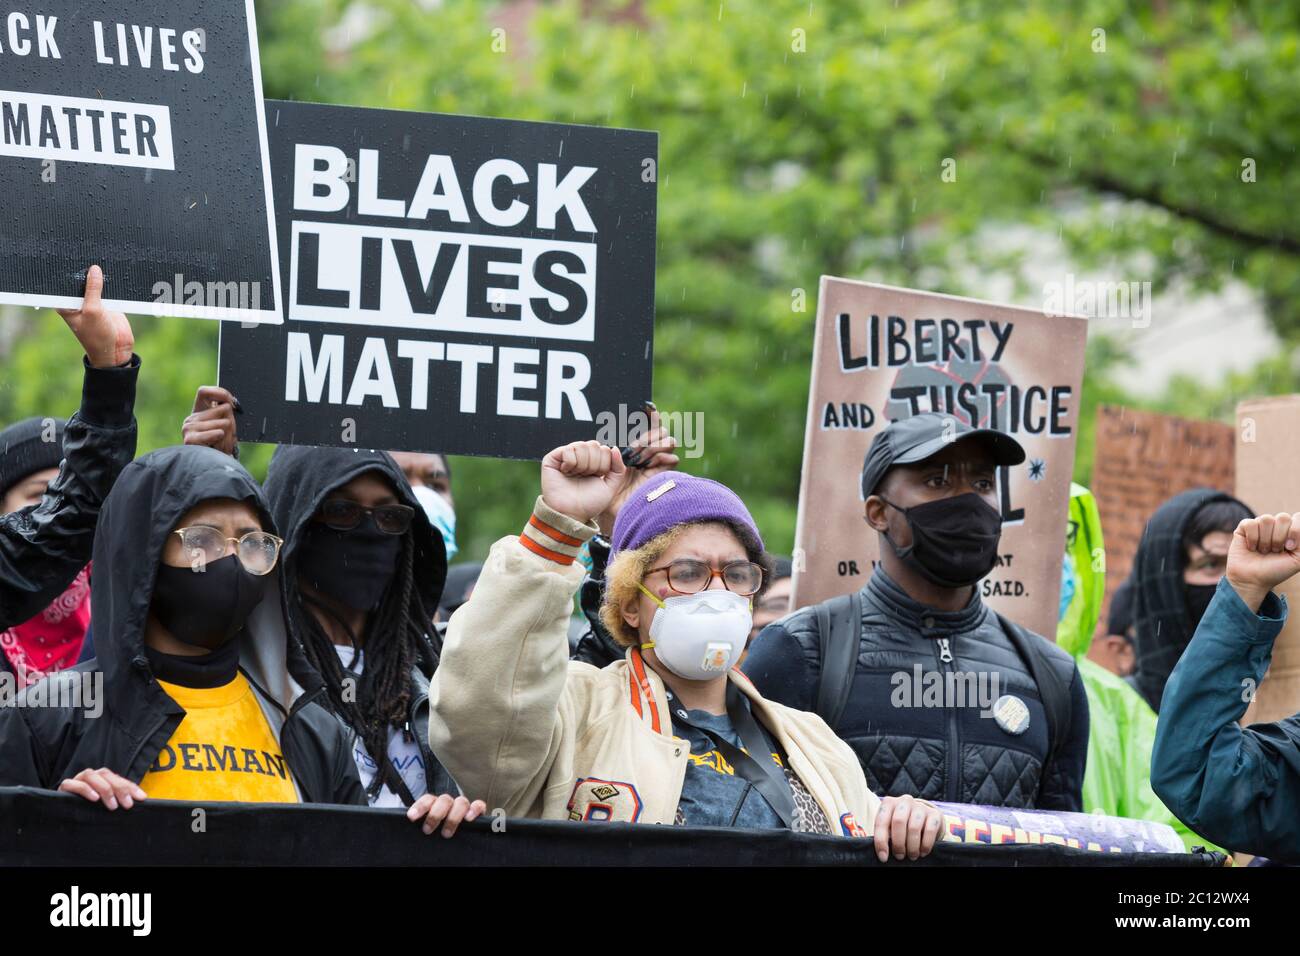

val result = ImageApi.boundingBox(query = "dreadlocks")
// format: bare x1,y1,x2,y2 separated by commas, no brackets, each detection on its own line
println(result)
291,533,433,800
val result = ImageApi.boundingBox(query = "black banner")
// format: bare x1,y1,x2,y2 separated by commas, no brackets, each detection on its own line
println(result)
0,0,280,323
0,788,1221,867
218,99,657,460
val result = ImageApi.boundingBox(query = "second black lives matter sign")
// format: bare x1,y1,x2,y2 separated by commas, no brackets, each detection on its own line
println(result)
219,100,658,460
0,0,281,323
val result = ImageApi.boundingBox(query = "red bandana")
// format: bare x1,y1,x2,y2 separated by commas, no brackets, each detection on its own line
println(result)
1,564,91,687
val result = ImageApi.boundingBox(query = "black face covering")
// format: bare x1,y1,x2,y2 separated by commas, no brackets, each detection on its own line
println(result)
880,492,1003,589
298,521,401,611
152,555,269,650
1184,581,1220,630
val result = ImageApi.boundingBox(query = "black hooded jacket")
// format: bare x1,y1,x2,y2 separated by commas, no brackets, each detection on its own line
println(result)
570,535,623,667
1129,487,1253,713
0,357,138,632
262,445,453,800
0,445,365,804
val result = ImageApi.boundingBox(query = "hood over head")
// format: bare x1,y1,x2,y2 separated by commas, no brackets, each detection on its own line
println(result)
90,445,301,721
1057,482,1106,659
263,445,446,658
1129,487,1252,712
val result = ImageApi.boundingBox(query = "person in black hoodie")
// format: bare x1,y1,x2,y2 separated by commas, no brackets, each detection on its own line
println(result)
1,265,139,630
0,445,482,836
262,444,481,827
0,445,363,807
1128,488,1253,713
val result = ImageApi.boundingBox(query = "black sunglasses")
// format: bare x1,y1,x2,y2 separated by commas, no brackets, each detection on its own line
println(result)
316,499,414,535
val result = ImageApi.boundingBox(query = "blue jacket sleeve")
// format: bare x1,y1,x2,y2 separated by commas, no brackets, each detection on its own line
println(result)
1151,577,1300,859
742,619,817,714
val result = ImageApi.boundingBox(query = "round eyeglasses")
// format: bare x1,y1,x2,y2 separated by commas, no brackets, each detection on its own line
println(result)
172,528,283,576
644,558,765,596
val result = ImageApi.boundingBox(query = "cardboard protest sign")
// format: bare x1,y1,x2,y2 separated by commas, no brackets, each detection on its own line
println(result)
217,100,656,460
0,0,280,323
792,277,1087,641
1236,396,1300,726
1089,405,1235,631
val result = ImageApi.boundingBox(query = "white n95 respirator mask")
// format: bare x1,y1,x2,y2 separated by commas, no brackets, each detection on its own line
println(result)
638,585,752,681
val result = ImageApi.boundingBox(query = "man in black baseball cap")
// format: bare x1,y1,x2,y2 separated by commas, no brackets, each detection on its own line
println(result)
746,412,1089,812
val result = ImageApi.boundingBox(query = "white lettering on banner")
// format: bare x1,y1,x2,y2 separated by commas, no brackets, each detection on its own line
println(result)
0,13,60,58
291,144,598,232
283,332,593,420
0,90,174,169
90,21,204,73
289,220,596,340
293,144,348,211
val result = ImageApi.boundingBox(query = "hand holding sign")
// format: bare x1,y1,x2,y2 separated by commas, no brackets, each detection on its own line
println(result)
596,403,681,534
181,386,241,457
541,440,626,525
56,265,133,369
872,794,944,862
1226,513,1300,613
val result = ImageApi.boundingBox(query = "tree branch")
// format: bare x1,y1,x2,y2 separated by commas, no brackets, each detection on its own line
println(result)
1015,147,1300,256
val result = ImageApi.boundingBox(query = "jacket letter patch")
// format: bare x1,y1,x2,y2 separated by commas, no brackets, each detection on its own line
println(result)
567,777,643,822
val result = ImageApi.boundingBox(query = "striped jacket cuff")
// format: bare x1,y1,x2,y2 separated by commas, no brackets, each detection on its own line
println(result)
519,495,598,565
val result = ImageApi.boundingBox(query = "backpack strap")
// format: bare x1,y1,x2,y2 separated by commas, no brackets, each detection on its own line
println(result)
996,611,1071,786
814,589,863,732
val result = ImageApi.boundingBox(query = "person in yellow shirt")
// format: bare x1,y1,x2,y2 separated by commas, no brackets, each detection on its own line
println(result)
0,444,483,839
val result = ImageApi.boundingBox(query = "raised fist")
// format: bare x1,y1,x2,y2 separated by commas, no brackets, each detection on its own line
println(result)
540,440,626,525
1225,512,1300,613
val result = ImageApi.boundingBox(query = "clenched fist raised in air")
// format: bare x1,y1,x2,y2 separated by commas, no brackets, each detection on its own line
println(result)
1225,512,1300,613
540,440,627,525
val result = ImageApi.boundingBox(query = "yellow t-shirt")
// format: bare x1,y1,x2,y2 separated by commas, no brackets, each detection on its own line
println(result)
141,673,299,803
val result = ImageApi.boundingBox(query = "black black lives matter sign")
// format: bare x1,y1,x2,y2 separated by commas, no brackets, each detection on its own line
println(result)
218,100,657,460
0,1,280,323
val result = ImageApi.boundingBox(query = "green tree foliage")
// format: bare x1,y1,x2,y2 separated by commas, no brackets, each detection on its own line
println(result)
1,0,1295,560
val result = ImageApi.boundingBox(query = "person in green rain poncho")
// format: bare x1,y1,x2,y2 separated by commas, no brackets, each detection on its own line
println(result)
1056,483,1221,853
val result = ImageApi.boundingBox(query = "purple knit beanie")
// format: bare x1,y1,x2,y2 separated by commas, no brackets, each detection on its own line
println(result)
609,472,764,557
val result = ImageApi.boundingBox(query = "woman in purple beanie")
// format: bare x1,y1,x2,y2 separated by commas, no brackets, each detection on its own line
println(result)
427,440,944,860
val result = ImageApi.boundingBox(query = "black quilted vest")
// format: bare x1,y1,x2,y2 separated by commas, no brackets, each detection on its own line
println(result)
748,568,1080,809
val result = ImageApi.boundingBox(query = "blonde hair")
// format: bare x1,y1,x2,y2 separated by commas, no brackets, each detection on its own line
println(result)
599,520,770,648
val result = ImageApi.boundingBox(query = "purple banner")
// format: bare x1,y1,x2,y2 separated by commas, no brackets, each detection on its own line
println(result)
932,802,1185,854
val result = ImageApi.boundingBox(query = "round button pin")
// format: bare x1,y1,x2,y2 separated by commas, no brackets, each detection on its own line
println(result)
992,694,1030,735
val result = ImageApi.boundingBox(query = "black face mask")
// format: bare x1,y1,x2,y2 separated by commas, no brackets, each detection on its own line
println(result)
879,492,1003,589
152,555,269,650
1184,581,1219,630
298,521,401,611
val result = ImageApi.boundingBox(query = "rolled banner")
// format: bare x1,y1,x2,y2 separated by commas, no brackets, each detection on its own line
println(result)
931,801,1186,854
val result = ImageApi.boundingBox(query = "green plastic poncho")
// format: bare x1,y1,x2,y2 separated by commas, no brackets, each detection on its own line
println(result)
1056,482,1220,853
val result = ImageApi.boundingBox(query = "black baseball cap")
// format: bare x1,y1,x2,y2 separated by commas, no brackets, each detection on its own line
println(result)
860,412,1025,499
